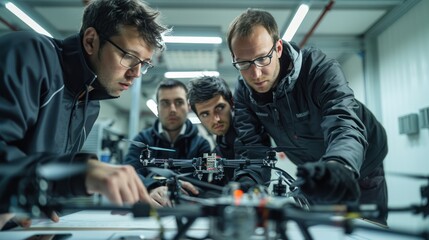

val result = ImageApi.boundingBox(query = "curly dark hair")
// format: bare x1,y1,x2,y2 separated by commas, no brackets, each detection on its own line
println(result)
187,76,233,114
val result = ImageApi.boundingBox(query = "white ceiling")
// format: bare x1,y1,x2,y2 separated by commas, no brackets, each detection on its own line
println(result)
0,0,420,115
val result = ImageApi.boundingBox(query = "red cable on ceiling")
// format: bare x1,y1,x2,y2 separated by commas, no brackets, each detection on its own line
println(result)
299,0,335,48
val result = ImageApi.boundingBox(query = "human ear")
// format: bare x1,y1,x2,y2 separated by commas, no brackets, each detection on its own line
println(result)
82,27,100,56
276,39,283,58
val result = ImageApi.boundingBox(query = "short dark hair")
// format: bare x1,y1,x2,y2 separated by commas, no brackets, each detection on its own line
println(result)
80,0,169,51
156,79,188,103
187,76,233,114
227,9,279,56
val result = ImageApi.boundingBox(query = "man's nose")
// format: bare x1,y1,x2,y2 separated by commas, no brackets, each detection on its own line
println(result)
169,103,177,112
248,63,262,79
213,113,221,122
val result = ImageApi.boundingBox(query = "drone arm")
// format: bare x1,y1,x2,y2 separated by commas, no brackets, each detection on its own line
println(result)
1,152,95,218
149,158,194,169
179,176,224,193
221,159,264,168
271,166,296,186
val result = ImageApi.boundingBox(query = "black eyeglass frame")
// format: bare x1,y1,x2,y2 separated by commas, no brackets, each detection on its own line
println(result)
103,38,153,75
232,43,277,71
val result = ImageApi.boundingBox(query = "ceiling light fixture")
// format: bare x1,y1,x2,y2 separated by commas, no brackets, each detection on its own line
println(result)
146,99,158,117
5,2,53,38
188,117,201,124
164,71,219,79
282,3,309,42
163,36,222,44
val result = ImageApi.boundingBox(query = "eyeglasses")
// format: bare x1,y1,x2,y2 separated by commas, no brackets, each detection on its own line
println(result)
104,38,153,75
232,43,276,71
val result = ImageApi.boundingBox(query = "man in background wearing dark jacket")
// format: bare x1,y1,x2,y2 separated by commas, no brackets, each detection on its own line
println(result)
188,76,235,159
187,76,271,189
227,9,388,225
124,79,210,205
0,0,168,229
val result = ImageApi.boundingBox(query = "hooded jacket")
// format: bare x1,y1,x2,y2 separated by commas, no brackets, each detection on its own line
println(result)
0,31,116,208
234,41,388,179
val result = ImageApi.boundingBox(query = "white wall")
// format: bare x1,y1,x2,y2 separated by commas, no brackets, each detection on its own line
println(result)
342,53,366,103
338,0,429,231
370,0,429,230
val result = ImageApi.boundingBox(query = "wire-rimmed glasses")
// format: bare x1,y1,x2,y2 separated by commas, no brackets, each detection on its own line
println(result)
104,38,153,75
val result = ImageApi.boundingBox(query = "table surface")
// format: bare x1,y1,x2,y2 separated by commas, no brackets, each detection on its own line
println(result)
0,210,423,240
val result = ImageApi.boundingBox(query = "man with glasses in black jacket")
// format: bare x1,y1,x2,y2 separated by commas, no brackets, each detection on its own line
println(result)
227,9,388,225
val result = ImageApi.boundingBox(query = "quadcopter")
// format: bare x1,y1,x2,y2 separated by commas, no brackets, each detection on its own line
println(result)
126,140,310,208
3,142,427,239
134,166,428,240
1,162,428,240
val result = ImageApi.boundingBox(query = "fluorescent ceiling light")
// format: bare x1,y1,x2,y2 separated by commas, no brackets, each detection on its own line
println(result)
164,71,219,79
5,2,53,38
188,116,201,124
146,99,158,117
282,3,309,42
163,36,222,44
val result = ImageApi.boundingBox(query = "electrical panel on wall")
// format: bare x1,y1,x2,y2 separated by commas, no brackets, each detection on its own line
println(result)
398,113,419,135
419,107,429,129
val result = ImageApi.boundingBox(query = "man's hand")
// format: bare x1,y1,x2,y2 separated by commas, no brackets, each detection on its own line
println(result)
296,161,360,203
179,180,199,196
149,180,199,207
149,186,170,207
85,160,151,205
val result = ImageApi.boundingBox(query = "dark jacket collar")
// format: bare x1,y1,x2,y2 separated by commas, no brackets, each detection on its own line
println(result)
275,41,302,94
151,118,198,140
216,123,236,147
57,34,117,100
215,123,237,159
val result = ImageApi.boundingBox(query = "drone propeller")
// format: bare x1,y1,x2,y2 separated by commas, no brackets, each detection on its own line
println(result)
237,145,307,153
147,167,190,179
389,172,429,180
0,163,87,181
122,139,176,152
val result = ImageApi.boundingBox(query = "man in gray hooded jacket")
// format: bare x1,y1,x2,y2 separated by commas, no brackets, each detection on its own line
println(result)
227,9,388,225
